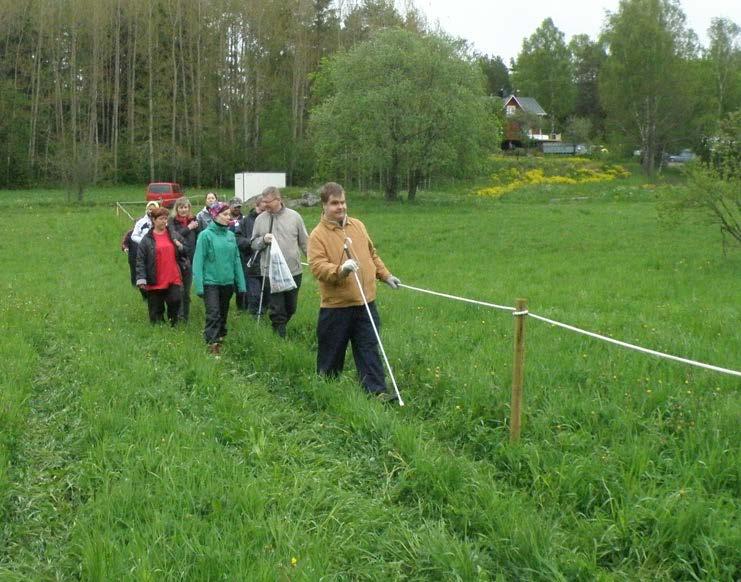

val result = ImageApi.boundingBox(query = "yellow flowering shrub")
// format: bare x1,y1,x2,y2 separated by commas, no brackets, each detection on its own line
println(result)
477,155,630,197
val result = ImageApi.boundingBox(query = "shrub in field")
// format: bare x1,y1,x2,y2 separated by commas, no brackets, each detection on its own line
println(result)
477,155,630,197
660,111,741,250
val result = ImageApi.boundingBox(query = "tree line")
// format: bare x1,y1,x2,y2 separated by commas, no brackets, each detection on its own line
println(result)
0,0,428,189
492,0,740,175
1,0,738,192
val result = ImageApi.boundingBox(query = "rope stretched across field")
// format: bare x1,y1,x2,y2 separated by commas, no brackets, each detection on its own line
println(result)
398,283,741,378
399,283,516,312
116,202,135,221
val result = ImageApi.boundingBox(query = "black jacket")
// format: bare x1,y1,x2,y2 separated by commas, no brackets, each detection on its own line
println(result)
168,216,199,260
135,228,187,286
235,209,261,275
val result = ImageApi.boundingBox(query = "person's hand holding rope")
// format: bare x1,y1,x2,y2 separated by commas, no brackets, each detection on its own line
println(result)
385,275,401,289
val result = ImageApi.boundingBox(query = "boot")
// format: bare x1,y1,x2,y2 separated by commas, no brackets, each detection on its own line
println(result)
208,342,221,357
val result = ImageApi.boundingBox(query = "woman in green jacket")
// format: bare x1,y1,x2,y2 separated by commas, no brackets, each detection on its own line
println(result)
192,202,246,355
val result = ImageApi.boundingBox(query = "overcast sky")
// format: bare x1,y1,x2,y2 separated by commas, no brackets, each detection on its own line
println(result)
417,0,741,64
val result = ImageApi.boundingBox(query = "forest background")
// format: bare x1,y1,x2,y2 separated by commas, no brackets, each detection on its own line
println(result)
0,0,739,193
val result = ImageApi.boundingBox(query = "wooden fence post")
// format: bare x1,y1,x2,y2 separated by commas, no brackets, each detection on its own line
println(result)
510,298,528,442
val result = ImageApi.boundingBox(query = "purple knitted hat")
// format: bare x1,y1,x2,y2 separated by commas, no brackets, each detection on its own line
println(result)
209,202,230,219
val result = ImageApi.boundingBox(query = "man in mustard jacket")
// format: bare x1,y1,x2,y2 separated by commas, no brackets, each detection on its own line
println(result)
308,182,401,396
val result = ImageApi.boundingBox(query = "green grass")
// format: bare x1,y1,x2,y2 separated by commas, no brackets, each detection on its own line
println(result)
0,179,739,580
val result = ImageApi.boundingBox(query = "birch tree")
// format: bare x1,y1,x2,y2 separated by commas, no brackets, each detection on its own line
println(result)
600,0,697,175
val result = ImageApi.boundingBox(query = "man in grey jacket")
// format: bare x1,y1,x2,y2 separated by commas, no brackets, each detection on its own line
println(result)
250,186,309,337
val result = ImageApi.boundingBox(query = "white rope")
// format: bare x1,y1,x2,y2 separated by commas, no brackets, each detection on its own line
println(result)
303,270,740,378
116,202,135,222
117,200,152,205
398,283,516,312
527,312,741,378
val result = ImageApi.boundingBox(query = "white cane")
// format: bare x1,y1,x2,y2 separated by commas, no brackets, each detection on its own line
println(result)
257,216,274,324
257,270,268,324
344,241,404,407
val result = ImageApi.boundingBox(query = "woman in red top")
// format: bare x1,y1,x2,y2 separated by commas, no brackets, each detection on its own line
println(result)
135,207,184,325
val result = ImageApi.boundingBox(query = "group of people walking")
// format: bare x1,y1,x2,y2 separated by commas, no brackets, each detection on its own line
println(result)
123,183,401,399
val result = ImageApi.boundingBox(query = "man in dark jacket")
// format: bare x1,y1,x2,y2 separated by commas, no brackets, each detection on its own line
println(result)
229,197,249,311
236,196,268,317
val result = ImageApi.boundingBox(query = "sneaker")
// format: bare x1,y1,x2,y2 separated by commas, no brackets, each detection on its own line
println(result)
208,343,222,357
373,392,398,404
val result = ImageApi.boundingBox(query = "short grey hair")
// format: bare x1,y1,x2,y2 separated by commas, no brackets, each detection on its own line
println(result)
261,186,281,200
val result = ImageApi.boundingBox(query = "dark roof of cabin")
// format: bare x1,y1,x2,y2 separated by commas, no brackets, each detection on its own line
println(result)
504,95,547,116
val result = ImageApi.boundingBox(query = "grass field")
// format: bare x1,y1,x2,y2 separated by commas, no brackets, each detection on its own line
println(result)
0,174,739,580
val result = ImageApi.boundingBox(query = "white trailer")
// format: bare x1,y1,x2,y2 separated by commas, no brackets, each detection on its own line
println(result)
234,172,286,202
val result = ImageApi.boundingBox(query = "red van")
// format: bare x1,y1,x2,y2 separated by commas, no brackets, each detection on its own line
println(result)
146,182,183,208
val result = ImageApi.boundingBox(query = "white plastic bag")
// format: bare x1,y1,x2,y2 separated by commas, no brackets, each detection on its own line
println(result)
269,241,297,293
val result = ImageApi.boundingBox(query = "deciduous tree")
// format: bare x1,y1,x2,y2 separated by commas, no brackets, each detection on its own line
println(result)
706,18,741,118
311,29,498,201
511,18,575,133
569,34,606,139
600,0,697,175
477,54,511,97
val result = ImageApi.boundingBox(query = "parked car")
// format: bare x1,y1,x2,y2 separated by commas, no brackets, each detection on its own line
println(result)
668,149,695,164
146,182,183,207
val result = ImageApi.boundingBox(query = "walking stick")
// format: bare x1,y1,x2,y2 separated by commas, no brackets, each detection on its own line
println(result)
257,269,268,323
344,241,404,407
256,215,275,324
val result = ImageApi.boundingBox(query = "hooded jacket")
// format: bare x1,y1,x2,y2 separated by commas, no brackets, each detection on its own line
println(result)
192,220,246,295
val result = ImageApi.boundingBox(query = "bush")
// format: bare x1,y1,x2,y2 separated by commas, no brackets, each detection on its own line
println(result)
661,111,740,249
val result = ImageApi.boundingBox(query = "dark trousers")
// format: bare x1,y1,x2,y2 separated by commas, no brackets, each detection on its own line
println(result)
128,242,138,286
236,290,248,311
179,269,193,322
247,275,269,316
316,301,386,394
203,284,233,344
236,263,249,311
269,274,302,336
147,285,182,325
128,243,147,300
